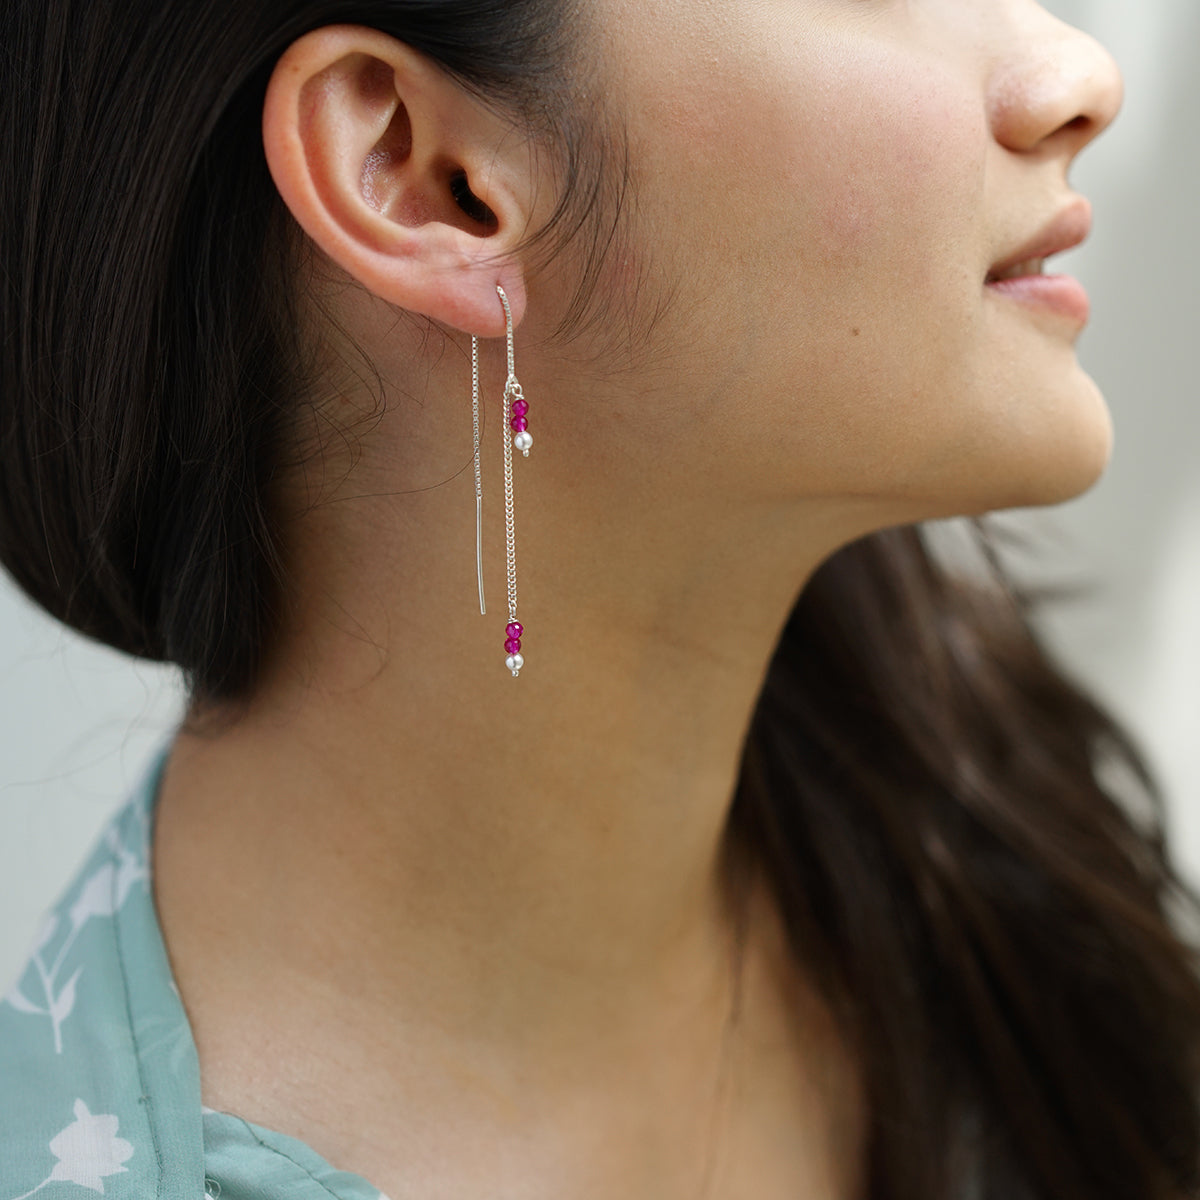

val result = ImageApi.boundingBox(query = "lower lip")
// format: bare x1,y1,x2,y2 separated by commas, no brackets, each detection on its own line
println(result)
984,274,1090,324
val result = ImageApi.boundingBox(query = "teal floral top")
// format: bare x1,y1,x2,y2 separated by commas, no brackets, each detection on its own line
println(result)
1,737,392,1200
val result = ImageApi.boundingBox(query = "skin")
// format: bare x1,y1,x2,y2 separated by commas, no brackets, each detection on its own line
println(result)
152,0,1122,1195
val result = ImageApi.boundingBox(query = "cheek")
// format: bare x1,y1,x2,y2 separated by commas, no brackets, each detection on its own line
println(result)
784,55,985,292
639,32,986,322
617,4,984,284
596,6,1109,518
724,52,990,481
610,16,995,490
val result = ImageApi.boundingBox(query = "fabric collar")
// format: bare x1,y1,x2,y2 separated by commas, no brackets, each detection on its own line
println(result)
1,737,205,1198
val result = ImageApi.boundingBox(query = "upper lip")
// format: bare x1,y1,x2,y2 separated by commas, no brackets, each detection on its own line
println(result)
986,198,1093,281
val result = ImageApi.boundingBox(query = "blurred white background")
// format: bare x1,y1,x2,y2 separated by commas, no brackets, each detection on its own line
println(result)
2,0,1198,987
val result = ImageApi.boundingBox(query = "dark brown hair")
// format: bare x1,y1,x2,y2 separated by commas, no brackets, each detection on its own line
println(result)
2,1,1199,1196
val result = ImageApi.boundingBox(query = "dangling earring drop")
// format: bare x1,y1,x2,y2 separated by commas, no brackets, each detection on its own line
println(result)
496,284,528,677
499,286,533,460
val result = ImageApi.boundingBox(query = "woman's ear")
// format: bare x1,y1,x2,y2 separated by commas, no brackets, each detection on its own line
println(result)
261,24,531,336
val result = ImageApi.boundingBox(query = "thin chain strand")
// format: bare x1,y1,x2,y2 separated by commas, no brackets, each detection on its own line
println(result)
472,335,486,615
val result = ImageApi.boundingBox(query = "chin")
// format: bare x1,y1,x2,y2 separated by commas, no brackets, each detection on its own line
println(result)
972,384,1115,514
904,374,1115,520
1027,376,1115,506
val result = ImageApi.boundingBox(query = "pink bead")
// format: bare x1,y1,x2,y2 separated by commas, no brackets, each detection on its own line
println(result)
510,416,528,433
505,638,522,654
512,399,529,418
506,622,523,639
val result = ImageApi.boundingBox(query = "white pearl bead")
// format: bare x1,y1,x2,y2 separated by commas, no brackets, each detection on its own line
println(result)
506,653,525,674
513,430,533,455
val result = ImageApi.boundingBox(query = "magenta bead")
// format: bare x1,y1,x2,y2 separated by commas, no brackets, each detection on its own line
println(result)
506,622,523,639
505,638,522,654
510,416,528,433
512,399,529,418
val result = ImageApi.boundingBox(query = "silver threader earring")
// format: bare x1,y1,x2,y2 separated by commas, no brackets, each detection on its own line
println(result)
471,284,532,678
471,327,486,617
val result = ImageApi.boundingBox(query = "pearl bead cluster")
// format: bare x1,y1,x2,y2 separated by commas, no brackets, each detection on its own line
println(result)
505,621,524,676
511,397,532,455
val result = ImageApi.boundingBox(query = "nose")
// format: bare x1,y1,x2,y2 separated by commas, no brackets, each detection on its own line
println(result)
987,11,1124,159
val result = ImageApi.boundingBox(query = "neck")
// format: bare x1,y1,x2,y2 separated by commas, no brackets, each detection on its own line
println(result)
150,345,889,1113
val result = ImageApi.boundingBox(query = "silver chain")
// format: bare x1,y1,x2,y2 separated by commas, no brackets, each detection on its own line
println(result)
503,374,520,625
471,335,486,616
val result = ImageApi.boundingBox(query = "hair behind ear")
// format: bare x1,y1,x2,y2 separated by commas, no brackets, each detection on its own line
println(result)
733,523,1200,1200
0,0,301,708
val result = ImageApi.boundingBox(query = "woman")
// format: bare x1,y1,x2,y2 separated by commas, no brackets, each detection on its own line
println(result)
2,0,1199,1197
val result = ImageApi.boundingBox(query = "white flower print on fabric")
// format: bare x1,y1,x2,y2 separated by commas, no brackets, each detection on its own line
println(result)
3,818,149,1053
7,1099,135,1199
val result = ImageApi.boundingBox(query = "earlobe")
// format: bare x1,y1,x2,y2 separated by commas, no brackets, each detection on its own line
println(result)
261,24,528,336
